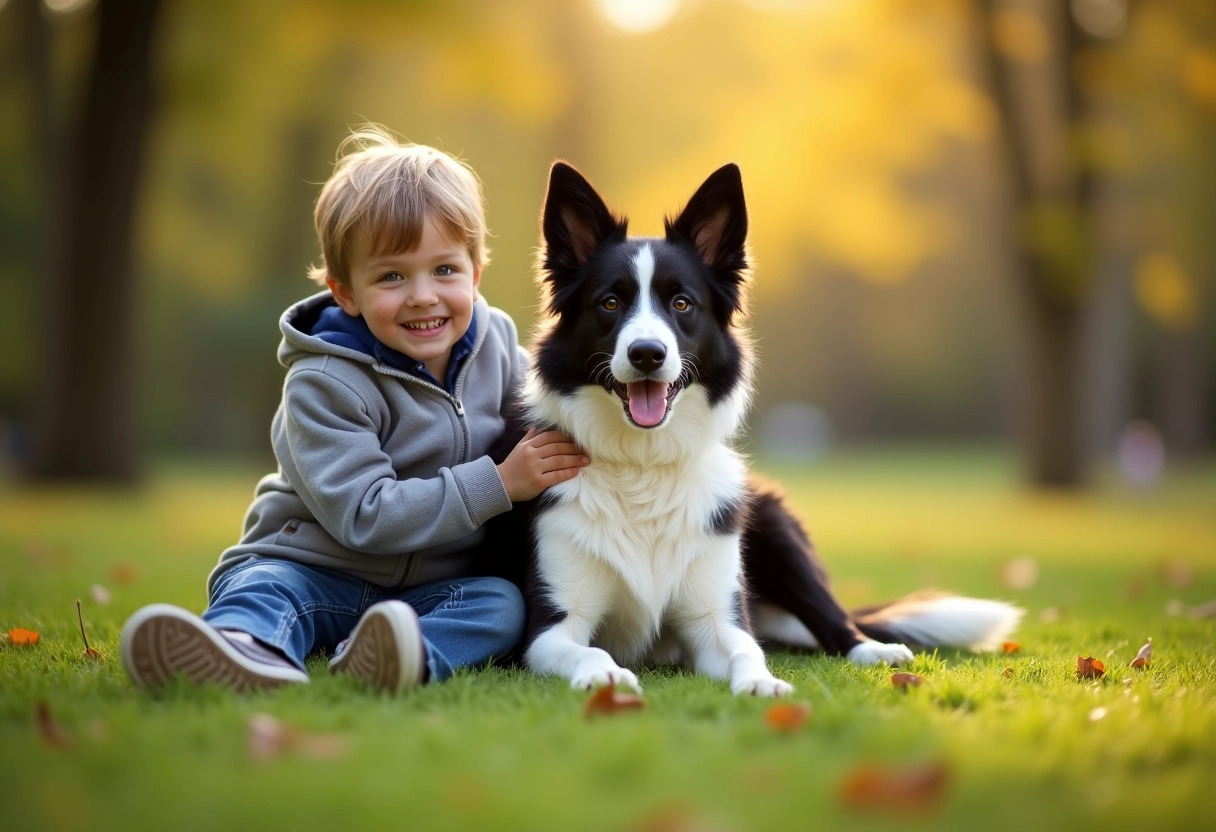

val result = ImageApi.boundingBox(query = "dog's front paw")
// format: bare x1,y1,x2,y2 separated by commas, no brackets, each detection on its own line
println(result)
847,641,914,667
570,657,641,693
731,674,794,697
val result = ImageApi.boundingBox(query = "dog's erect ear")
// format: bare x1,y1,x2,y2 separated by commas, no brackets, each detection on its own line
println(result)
665,164,748,272
542,162,626,269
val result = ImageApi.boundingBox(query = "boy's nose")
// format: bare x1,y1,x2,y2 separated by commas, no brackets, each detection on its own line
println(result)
406,279,438,306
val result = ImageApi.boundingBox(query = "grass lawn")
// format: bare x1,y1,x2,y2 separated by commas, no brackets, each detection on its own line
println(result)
1,446,1214,831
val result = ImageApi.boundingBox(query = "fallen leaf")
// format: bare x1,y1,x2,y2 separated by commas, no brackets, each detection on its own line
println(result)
36,701,72,749
90,584,111,605
891,672,923,689
1000,557,1039,590
1076,655,1106,679
1130,637,1152,668
1188,599,1216,619
8,627,40,646
109,563,139,585
246,712,349,763
583,685,647,718
764,702,811,734
1159,560,1195,589
1003,666,1014,678
1002,641,1020,654
75,598,104,660
838,760,950,813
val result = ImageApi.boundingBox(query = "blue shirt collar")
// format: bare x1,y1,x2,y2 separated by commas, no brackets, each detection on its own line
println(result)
310,304,478,394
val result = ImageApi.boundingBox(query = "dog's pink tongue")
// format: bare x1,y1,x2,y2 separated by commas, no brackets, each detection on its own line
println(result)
626,381,670,426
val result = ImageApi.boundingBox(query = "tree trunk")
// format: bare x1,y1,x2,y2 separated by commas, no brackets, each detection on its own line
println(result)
975,0,1095,488
27,0,163,482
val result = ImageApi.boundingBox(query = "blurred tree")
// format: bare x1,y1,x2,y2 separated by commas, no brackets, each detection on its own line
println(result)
975,0,1107,487
26,0,163,482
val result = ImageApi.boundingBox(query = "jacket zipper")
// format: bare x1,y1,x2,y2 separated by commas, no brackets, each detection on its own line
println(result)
371,327,485,464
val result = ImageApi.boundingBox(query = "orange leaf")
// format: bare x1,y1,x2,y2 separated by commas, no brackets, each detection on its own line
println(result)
838,760,950,813
8,627,40,646
36,701,72,749
109,563,139,585
583,685,646,718
764,702,811,734
891,672,923,689
1076,655,1106,679
1002,641,1020,654
1130,637,1152,668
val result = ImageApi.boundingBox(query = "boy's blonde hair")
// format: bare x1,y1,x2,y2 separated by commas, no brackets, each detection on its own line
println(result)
308,125,490,286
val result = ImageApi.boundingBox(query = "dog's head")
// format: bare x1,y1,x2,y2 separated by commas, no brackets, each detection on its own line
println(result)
532,162,752,432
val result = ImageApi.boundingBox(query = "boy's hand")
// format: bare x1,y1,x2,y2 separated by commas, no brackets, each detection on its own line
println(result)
497,429,590,502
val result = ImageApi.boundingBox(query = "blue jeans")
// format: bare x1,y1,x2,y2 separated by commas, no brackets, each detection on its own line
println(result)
203,557,525,683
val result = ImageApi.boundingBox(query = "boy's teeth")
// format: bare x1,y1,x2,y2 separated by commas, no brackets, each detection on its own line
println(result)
404,319,445,330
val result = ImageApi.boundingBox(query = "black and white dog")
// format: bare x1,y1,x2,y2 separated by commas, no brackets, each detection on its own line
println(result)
508,162,1021,697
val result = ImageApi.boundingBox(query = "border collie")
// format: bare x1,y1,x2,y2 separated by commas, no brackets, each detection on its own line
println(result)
514,162,1022,696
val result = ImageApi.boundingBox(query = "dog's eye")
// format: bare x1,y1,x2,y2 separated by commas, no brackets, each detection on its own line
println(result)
672,296,692,312
602,297,619,311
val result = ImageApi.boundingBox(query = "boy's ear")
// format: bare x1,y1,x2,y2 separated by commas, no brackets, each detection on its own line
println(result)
326,277,360,316
472,264,482,301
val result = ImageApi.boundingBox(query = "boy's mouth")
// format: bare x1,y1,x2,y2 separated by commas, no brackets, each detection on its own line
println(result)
401,318,448,333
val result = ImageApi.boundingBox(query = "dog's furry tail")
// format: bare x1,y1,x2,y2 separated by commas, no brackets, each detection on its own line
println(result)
852,590,1024,651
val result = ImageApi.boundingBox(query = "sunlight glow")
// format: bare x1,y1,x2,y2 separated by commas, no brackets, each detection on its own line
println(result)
597,0,681,34
43,0,95,14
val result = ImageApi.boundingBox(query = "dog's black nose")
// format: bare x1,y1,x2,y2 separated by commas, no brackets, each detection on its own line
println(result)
628,340,667,373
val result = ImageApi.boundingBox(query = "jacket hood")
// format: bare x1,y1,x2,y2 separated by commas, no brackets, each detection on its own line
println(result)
276,290,488,371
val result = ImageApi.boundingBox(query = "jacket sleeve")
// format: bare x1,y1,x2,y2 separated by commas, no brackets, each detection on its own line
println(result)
280,368,512,556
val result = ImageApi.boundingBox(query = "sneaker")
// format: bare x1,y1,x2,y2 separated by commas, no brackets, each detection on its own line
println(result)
328,600,425,694
120,603,310,692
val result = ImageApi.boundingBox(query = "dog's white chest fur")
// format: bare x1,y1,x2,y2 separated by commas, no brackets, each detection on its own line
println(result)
529,383,749,665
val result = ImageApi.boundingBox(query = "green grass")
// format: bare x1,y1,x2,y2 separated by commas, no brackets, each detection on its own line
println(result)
2,447,1214,831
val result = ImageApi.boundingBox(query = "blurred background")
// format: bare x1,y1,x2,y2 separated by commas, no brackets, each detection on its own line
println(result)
0,0,1212,489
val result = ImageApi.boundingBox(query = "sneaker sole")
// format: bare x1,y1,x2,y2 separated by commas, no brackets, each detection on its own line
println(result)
329,601,423,694
120,604,309,693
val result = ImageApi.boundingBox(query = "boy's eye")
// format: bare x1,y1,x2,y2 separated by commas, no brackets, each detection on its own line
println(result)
379,271,403,283
435,265,456,276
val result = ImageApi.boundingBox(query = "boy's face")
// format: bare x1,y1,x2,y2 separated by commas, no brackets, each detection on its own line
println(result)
330,214,481,382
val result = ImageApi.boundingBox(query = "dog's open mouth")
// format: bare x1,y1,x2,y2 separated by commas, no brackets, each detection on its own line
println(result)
611,379,684,428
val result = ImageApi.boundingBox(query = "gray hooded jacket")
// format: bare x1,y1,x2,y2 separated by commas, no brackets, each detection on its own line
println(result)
206,291,525,593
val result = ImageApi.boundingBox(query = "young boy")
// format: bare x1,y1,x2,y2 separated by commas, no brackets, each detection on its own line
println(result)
119,126,587,694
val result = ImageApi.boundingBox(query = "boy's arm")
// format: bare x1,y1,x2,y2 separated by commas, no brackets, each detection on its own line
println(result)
280,369,512,555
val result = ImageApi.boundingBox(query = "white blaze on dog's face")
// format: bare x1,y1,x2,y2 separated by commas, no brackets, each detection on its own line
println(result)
609,244,683,427
531,162,752,432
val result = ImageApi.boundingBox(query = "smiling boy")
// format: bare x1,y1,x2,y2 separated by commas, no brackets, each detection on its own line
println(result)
120,126,587,694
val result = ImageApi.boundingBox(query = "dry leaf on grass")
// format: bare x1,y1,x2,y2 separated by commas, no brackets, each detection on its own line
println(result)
75,598,104,660
108,563,139,585
36,701,72,749
999,558,1039,590
838,760,950,813
764,702,811,734
1188,600,1216,619
1003,666,1014,678
583,685,647,718
1130,637,1152,668
891,672,923,689
1002,641,1020,654
1076,655,1106,679
246,712,349,763
8,627,40,646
